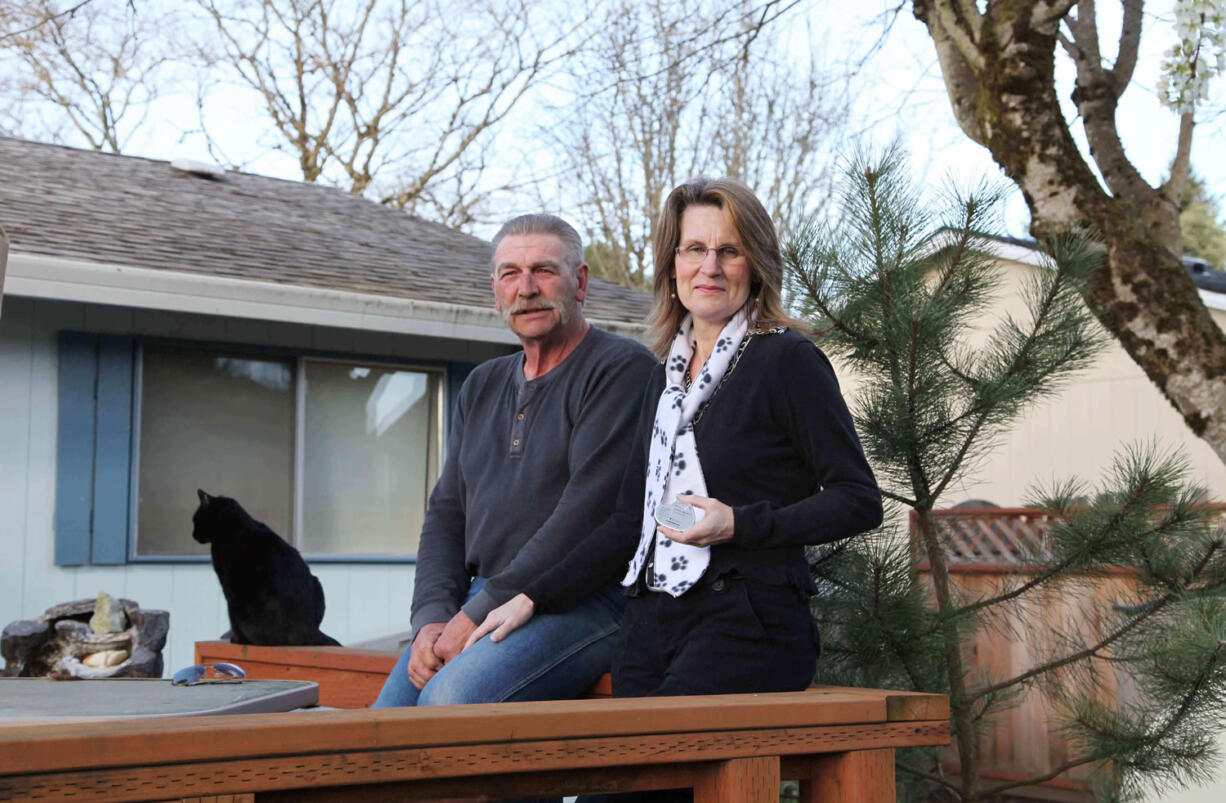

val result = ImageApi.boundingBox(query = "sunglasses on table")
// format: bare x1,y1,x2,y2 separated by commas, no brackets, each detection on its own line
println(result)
172,662,247,686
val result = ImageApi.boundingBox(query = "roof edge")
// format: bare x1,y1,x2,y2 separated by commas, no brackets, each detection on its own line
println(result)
3,252,649,343
924,229,1047,268
1200,289,1226,312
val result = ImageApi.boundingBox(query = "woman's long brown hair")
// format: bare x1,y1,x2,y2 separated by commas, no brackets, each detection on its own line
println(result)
648,177,808,358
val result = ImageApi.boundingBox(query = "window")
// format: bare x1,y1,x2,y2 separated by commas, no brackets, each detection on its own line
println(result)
299,360,440,555
134,345,444,559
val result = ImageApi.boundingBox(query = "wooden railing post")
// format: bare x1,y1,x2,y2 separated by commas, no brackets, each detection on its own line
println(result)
694,756,780,802
800,748,895,802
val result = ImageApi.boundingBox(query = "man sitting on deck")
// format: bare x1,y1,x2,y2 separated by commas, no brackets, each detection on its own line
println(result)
372,214,656,708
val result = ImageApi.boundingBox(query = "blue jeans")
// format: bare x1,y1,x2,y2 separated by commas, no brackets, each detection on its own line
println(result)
371,577,624,707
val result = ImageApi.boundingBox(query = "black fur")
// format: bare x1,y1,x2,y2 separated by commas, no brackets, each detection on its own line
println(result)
193,489,341,647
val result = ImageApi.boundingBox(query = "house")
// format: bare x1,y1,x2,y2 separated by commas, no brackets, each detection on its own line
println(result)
951,239,1226,505
832,235,1226,508
0,137,651,674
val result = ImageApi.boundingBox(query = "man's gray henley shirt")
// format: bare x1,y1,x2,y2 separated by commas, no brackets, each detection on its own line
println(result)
410,325,657,632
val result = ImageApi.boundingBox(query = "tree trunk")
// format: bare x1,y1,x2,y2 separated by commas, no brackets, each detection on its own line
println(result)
914,507,981,802
914,0,1226,466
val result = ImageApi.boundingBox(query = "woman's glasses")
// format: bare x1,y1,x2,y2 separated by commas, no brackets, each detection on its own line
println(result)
172,662,247,686
674,243,746,267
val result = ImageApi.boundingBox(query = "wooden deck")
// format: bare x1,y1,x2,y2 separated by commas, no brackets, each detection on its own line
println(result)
0,687,948,801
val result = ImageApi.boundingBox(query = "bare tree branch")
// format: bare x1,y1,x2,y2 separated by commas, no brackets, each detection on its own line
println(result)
190,0,575,228
0,0,170,151
0,0,92,43
553,0,848,289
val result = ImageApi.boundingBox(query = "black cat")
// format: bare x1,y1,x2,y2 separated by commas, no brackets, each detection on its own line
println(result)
192,490,341,647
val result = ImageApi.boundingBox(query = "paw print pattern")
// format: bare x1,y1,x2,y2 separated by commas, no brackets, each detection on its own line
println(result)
633,312,747,592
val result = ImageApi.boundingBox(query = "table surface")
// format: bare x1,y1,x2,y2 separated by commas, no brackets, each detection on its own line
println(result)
0,677,318,721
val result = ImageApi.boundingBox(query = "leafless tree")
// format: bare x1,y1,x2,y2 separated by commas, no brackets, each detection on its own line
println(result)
911,0,1226,467
190,0,575,229
549,0,846,289
0,0,171,152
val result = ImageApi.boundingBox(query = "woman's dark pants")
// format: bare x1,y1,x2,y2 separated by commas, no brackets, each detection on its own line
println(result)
581,574,819,803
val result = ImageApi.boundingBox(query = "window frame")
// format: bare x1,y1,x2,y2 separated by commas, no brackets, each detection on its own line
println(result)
128,337,448,564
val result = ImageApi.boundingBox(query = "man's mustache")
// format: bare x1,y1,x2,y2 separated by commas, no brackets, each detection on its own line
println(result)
508,300,557,315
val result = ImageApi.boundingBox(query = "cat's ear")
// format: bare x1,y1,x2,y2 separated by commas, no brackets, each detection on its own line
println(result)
197,489,211,505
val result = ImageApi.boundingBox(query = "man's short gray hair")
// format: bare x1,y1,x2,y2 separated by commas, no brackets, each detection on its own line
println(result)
490,214,584,274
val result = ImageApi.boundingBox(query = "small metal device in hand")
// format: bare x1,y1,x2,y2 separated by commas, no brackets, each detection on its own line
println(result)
654,500,696,531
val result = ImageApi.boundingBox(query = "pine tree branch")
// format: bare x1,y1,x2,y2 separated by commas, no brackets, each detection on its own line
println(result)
969,593,1172,705
1073,711,1210,762
931,253,1091,502
1190,537,1223,579
953,479,1164,623
1152,641,1225,743
789,259,863,343
928,407,990,504
980,753,1100,797
931,200,975,297
882,488,918,507
897,760,961,795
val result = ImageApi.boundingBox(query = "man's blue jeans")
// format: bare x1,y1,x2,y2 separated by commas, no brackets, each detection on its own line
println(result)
371,577,625,707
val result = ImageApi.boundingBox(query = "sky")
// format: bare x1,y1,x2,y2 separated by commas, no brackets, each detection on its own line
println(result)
820,1,1226,239
112,0,1225,242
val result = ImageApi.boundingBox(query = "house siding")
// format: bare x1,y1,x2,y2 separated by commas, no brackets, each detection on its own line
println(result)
0,296,512,675
834,257,1226,507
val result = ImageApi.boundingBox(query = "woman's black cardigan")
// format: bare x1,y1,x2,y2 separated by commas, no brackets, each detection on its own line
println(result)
523,328,883,611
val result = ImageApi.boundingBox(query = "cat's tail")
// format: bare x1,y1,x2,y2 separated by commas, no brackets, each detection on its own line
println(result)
315,631,342,647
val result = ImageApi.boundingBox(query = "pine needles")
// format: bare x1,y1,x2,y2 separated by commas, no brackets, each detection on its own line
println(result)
791,150,1226,803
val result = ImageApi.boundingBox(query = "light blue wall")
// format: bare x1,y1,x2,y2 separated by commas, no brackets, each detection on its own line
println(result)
0,296,512,674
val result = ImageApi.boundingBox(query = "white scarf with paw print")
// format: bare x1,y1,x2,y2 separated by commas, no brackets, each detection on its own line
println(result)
621,309,749,596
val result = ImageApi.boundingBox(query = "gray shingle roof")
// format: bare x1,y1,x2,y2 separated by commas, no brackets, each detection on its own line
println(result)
0,137,652,324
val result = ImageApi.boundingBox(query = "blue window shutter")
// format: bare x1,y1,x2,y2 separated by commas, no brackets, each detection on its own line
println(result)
91,335,134,564
55,332,97,566
446,362,476,439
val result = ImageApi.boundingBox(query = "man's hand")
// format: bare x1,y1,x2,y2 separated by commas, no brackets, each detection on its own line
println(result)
434,610,478,663
465,593,536,648
407,622,446,690
658,493,735,547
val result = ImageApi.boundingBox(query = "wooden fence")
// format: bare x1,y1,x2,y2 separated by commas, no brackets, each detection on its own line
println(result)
911,506,1175,802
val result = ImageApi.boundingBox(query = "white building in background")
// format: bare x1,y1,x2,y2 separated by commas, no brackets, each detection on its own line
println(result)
0,136,650,674
835,235,1226,510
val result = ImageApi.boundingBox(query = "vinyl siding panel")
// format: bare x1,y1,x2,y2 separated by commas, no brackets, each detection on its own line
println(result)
0,300,34,625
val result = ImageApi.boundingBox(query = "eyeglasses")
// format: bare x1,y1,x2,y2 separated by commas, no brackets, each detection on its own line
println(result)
172,662,247,686
675,243,746,267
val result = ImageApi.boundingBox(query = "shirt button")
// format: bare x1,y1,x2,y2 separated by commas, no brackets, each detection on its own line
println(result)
711,579,726,592
517,413,525,420
512,439,520,446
